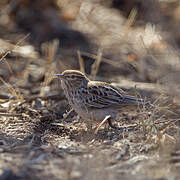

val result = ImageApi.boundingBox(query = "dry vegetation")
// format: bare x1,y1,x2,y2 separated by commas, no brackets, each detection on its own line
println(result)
0,0,180,179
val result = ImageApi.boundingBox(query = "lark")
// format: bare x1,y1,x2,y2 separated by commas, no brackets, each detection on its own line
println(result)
55,70,151,129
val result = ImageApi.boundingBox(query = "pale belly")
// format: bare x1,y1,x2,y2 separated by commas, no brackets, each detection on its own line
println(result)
72,105,118,122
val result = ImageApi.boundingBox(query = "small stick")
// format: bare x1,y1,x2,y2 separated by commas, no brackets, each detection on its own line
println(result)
91,48,102,80
0,113,21,117
95,115,111,134
77,50,85,74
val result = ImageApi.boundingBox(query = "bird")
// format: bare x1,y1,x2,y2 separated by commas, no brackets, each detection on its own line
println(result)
55,70,152,130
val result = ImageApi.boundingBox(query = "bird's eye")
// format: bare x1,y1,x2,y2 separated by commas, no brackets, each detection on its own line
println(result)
71,75,75,79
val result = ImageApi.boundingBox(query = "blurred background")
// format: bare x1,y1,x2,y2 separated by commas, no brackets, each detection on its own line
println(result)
0,0,180,100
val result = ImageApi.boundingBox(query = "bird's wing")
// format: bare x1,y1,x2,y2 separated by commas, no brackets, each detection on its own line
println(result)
77,82,123,108
78,82,146,109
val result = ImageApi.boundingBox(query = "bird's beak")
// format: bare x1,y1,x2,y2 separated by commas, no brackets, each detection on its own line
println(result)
54,74,65,79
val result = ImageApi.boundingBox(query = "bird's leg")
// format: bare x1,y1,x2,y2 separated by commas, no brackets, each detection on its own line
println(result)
107,116,117,129
105,116,135,132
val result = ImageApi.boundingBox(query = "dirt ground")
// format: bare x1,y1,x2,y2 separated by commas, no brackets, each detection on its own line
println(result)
0,0,180,180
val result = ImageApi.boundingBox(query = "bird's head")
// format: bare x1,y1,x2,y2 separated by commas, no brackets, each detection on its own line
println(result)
55,70,89,89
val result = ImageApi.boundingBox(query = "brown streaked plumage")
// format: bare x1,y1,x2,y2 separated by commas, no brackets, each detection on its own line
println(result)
55,70,151,128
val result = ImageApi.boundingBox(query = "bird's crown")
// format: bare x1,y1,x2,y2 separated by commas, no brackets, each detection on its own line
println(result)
62,70,86,79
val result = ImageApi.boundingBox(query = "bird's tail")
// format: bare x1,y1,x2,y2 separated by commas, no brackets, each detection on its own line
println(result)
123,95,153,108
